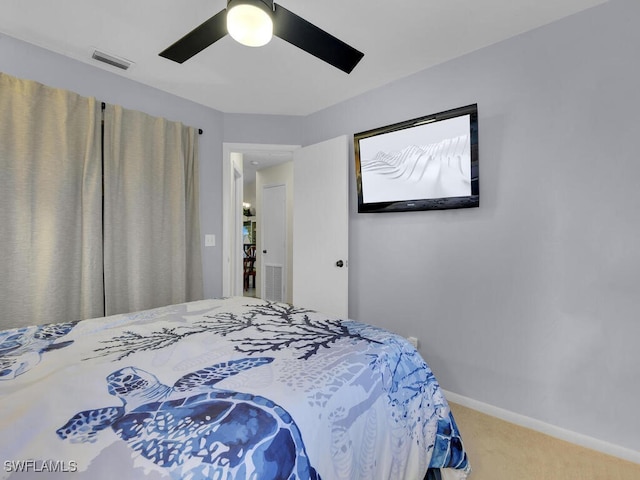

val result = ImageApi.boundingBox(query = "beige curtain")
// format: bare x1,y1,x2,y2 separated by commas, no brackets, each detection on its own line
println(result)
103,104,203,316
0,73,103,329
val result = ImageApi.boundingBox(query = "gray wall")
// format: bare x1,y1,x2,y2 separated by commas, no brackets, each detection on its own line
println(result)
302,0,640,452
223,113,302,146
0,34,225,299
2,0,638,453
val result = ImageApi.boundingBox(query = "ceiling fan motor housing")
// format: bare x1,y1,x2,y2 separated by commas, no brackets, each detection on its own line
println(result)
226,0,275,47
227,0,274,14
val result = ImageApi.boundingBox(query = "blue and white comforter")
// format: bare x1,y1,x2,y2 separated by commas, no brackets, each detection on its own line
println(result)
0,297,469,479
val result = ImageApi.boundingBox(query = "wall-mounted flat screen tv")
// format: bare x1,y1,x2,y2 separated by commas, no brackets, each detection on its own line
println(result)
354,104,479,213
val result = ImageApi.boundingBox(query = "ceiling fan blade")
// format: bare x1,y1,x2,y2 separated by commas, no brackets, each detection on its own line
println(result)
159,9,228,64
272,4,364,74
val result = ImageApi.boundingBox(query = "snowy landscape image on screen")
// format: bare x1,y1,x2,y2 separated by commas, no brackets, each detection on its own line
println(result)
359,115,472,204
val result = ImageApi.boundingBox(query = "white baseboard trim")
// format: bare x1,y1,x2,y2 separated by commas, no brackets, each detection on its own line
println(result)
442,389,640,465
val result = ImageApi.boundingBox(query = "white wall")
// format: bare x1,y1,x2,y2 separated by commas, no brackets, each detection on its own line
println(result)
243,181,257,210
301,0,640,453
0,34,225,299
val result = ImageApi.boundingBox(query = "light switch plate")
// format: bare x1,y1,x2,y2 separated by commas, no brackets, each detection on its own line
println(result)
204,234,215,247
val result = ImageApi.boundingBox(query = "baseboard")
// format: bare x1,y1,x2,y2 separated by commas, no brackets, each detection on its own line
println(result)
442,389,640,465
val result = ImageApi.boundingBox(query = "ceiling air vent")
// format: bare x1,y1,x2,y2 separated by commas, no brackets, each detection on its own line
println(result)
91,50,133,70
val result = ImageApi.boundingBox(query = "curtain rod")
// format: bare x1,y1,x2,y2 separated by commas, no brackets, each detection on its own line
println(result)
100,101,203,135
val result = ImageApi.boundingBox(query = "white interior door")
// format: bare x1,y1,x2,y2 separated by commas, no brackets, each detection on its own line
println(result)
293,135,349,317
262,184,287,302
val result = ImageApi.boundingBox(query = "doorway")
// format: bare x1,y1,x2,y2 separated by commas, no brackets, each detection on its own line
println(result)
222,137,350,317
222,143,298,299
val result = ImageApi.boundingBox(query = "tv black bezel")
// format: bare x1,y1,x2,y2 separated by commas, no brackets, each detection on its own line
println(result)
354,103,479,213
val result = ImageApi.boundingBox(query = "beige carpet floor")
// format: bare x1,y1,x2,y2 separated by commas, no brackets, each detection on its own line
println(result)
448,402,640,480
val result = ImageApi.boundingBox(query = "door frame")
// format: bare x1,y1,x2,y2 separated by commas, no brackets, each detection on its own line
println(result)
222,142,299,297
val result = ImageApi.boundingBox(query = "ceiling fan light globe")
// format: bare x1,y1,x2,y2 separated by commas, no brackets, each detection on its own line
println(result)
227,2,273,47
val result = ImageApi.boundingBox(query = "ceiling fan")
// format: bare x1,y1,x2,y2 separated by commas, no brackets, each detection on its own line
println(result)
159,0,364,74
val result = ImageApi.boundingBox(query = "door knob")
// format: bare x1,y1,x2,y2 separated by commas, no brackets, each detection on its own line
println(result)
336,260,344,268
263,250,267,254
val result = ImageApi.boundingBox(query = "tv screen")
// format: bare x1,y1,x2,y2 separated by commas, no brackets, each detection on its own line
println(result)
354,104,479,213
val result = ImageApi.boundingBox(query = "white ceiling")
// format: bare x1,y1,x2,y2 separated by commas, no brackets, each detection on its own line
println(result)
0,0,607,116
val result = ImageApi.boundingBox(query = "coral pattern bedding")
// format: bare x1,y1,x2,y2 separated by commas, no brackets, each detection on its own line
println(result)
0,297,469,479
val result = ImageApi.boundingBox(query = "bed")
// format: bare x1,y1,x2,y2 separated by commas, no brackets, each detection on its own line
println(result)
0,297,470,479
